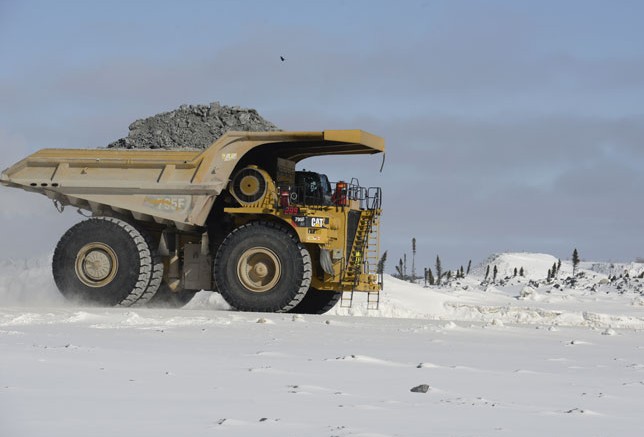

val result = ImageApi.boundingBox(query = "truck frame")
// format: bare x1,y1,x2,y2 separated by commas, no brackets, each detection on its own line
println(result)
1,130,384,313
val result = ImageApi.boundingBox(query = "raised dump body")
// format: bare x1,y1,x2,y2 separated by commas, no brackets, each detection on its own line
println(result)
1,130,384,313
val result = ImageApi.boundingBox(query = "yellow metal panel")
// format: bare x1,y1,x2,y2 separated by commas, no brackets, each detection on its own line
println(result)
1,129,384,229
27,148,201,164
323,130,385,152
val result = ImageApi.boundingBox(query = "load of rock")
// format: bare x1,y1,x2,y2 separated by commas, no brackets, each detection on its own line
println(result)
107,102,280,150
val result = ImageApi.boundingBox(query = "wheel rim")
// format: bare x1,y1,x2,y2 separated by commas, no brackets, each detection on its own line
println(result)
75,242,119,288
237,247,281,293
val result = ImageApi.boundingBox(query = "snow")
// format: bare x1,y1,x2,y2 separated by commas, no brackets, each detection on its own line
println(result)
1,252,643,436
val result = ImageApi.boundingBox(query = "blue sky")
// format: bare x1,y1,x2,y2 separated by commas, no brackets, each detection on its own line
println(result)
1,0,643,271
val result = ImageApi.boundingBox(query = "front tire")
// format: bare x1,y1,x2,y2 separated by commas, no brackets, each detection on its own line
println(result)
213,221,311,312
52,217,155,306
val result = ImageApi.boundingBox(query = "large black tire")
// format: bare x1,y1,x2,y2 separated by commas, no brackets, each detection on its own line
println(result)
213,221,311,312
288,288,342,315
129,227,164,307
52,217,155,307
145,283,198,308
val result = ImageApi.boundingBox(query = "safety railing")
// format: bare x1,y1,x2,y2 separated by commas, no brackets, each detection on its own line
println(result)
276,179,381,210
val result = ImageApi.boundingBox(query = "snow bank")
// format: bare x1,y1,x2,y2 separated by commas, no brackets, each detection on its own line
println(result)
582,260,644,278
332,274,454,320
473,252,572,280
1,253,643,329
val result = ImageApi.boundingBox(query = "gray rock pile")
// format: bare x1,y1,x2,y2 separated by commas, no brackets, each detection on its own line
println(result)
107,102,280,150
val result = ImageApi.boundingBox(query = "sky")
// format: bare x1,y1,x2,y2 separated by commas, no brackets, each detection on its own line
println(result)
1,0,643,271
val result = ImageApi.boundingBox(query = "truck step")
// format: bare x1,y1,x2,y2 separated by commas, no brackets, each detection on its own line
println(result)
340,290,354,308
367,291,380,310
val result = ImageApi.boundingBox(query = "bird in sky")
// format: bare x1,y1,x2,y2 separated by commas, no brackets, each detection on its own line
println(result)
280,56,285,62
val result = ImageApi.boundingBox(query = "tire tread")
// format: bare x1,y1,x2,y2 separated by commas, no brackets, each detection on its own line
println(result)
53,216,153,307
214,220,311,312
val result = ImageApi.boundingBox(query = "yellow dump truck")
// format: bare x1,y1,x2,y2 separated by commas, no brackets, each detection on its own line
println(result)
1,130,384,313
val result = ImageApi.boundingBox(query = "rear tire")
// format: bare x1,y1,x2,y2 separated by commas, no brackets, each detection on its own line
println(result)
289,288,341,315
52,217,154,307
214,221,311,312
129,227,164,307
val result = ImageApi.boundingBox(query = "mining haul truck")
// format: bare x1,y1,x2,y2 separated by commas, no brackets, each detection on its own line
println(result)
0,130,384,314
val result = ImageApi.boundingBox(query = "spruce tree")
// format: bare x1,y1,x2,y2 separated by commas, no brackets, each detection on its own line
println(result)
460,266,465,278
557,259,562,274
513,267,518,277
547,268,552,281
435,256,443,286
551,262,557,279
428,268,435,285
520,267,525,277
395,258,403,278
466,260,472,275
572,248,580,276
485,265,490,281
377,251,388,275
493,265,498,283
411,238,416,281
403,254,407,280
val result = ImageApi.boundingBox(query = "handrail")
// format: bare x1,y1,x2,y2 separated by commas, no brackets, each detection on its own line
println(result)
276,179,382,211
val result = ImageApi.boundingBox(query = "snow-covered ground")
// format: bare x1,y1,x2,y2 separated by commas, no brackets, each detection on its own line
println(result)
1,253,643,436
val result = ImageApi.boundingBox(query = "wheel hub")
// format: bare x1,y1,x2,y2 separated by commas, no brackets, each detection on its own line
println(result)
253,262,269,277
237,247,281,293
83,250,112,280
239,175,261,197
75,243,119,288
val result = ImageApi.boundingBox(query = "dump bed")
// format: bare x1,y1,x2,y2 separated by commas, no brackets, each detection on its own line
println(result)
1,130,384,230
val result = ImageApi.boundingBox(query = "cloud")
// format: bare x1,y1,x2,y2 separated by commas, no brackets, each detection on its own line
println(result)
0,130,80,259
1,4,644,267
3,16,644,125
262,106,644,265
0,130,30,167
0,189,79,259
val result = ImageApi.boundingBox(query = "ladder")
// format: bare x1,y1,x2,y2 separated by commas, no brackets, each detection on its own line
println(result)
340,209,381,309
